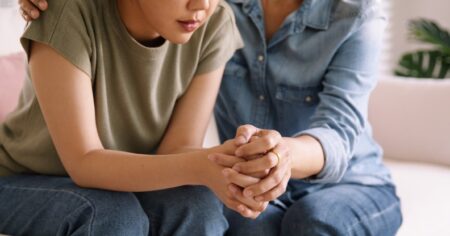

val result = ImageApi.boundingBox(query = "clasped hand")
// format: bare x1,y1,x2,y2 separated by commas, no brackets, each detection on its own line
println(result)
209,125,292,219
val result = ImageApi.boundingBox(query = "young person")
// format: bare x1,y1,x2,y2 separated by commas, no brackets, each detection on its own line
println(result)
18,0,404,235
0,0,257,235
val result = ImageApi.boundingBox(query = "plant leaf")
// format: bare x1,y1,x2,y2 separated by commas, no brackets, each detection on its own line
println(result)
410,19,450,54
395,50,450,79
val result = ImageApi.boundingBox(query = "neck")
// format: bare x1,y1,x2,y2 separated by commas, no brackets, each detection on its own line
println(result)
117,0,161,44
261,0,303,40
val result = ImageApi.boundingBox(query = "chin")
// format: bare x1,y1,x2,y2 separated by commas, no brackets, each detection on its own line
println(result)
166,33,193,45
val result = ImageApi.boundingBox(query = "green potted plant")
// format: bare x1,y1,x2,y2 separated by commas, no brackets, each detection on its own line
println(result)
395,19,450,79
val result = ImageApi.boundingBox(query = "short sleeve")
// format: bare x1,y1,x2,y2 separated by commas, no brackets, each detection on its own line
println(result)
195,2,244,75
20,0,93,78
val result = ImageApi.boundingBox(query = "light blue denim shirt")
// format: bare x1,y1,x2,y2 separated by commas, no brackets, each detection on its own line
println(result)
215,0,393,185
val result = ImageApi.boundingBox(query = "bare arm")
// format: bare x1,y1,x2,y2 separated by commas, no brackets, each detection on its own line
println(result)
29,42,229,192
156,66,224,154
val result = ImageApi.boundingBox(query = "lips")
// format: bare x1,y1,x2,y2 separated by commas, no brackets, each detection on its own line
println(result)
177,20,200,32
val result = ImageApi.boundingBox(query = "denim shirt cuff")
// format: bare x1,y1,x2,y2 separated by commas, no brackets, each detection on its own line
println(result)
293,127,348,183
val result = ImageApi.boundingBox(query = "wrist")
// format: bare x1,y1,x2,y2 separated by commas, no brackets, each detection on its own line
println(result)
286,135,325,178
187,147,220,187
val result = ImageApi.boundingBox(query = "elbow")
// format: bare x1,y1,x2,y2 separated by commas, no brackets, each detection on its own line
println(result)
60,152,95,189
64,164,91,188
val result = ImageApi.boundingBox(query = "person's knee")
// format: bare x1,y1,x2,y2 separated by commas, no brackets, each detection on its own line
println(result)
181,186,223,214
169,186,226,227
137,186,227,235
66,190,149,236
280,185,402,236
225,205,283,236
281,207,343,236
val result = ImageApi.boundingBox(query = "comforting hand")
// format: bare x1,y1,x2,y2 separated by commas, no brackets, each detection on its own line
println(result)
231,125,292,202
18,0,47,20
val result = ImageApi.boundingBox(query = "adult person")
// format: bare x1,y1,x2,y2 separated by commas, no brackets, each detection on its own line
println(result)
210,0,403,235
0,0,258,235
19,0,404,235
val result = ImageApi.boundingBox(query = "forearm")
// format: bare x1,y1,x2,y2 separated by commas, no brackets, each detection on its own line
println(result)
284,135,325,179
69,147,219,192
156,146,203,155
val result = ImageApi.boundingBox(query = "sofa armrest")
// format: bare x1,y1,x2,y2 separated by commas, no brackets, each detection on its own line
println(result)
369,76,450,167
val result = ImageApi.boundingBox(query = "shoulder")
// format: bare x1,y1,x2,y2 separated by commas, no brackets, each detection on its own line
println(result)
206,0,237,29
331,0,385,22
40,0,99,22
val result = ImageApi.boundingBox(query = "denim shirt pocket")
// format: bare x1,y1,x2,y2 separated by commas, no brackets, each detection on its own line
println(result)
274,84,322,134
275,84,321,106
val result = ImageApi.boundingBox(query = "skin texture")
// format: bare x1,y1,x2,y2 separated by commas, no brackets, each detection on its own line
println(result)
117,0,218,44
19,0,326,218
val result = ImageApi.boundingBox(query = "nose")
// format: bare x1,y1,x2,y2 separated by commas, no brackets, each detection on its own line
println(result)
189,0,210,11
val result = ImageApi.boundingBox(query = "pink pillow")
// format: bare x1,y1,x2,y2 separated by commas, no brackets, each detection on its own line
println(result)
0,52,25,122
369,76,450,167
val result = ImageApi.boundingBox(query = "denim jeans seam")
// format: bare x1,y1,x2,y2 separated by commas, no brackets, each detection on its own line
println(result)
346,202,400,234
2,185,96,236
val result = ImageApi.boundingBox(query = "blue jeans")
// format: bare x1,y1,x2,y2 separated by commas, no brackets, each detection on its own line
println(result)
225,181,402,236
0,175,228,236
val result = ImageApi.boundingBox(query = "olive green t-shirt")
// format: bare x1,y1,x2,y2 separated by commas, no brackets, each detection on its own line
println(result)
0,0,243,176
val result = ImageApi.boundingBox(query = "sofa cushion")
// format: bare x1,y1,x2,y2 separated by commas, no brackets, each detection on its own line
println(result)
369,77,450,167
0,52,25,122
385,159,450,236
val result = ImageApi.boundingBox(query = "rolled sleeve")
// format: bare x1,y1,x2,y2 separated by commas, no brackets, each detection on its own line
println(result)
295,128,348,183
293,9,386,183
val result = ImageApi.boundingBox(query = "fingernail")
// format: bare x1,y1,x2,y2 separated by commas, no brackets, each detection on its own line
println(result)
235,149,243,156
207,155,216,161
39,1,47,9
31,10,38,18
222,169,230,176
228,185,237,193
244,190,253,197
237,136,246,144
255,196,263,202
238,205,245,212
232,165,240,172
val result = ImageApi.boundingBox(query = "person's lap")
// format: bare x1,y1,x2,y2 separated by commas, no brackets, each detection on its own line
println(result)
225,181,402,236
0,174,227,236
135,186,228,236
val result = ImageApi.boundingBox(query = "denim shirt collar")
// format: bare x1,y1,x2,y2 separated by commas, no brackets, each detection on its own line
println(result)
227,0,334,30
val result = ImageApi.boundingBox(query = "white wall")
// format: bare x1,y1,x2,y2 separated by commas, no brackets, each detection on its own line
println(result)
0,0,26,56
387,0,450,75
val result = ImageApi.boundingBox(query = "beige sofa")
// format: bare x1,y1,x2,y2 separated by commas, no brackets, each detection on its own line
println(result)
369,77,450,236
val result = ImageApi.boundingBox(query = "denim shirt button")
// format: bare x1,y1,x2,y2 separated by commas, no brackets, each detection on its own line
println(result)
258,55,264,62
259,95,265,101
305,96,313,103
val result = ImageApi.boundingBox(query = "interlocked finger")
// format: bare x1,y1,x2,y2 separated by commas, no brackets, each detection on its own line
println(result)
208,153,245,168
222,168,260,188
228,184,267,214
232,151,279,174
255,171,290,202
235,129,282,157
